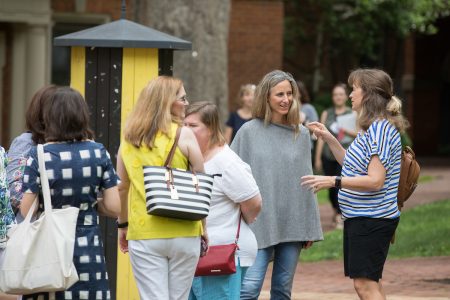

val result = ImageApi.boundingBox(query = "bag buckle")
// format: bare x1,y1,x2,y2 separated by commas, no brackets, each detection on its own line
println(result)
192,175,200,193
170,185,179,200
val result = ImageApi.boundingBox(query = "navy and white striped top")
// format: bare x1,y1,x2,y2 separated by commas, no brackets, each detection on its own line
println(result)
339,119,402,219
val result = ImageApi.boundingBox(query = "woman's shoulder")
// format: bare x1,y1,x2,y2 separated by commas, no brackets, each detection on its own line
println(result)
244,118,262,128
301,103,314,111
9,132,34,153
217,145,243,163
298,124,311,137
0,147,6,164
368,119,397,132
366,119,400,141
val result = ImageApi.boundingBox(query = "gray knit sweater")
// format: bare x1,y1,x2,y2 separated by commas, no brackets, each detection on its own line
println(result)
231,119,323,249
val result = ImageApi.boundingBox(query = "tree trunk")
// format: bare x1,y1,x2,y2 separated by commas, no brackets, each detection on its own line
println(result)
136,0,231,120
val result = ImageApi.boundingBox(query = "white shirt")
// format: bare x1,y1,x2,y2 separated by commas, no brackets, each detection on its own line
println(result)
204,145,260,267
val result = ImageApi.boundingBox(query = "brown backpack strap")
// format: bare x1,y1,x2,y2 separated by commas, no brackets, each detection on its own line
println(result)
164,126,182,168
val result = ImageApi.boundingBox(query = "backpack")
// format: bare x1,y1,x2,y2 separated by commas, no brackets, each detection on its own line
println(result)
397,146,421,210
391,146,420,244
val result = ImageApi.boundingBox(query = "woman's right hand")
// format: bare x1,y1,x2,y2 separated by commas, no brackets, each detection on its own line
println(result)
118,228,128,253
307,122,333,142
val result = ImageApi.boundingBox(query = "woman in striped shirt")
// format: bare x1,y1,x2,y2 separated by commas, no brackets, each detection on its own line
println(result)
302,69,408,300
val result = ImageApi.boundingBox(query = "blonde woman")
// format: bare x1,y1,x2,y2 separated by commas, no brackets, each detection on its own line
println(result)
116,76,205,300
231,70,323,299
224,84,256,144
302,69,408,300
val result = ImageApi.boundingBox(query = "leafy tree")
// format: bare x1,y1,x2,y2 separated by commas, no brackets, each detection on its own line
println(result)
285,0,450,96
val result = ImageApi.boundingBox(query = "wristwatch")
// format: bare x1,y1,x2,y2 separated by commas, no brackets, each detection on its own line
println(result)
335,176,342,189
116,220,128,228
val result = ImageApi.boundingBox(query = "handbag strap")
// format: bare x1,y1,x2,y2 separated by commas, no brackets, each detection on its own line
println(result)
37,144,53,215
164,126,182,168
235,213,242,244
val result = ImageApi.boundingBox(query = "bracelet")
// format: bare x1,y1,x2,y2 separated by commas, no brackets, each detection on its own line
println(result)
116,220,128,228
335,176,342,190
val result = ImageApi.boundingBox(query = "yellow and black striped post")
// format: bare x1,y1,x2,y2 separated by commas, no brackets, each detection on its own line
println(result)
54,19,191,299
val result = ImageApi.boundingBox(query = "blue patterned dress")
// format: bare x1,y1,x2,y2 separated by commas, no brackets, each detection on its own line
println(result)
21,141,118,300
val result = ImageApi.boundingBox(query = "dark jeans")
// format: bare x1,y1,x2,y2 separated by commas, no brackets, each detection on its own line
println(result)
322,156,342,214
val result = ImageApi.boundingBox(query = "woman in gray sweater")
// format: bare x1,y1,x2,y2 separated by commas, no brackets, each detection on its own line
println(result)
231,70,323,300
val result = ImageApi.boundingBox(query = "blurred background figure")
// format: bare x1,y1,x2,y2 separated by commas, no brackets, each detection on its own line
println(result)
224,84,256,144
297,80,319,159
0,146,14,249
0,146,16,300
6,85,57,220
315,83,356,229
297,80,318,125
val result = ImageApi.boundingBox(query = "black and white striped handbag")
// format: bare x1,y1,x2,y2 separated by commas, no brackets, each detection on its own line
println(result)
143,127,214,220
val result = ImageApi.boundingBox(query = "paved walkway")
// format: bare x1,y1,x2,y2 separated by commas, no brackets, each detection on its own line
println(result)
261,162,450,299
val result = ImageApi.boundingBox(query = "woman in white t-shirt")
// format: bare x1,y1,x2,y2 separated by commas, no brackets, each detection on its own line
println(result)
184,101,262,300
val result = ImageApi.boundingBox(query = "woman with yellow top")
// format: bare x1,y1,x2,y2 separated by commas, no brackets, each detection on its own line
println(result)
116,76,205,300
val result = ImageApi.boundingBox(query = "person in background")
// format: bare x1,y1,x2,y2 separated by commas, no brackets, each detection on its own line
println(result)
20,87,121,300
224,84,256,144
184,102,262,300
116,76,205,300
6,85,57,219
302,68,407,300
297,80,319,125
0,146,16,300
232,70,323,300
315,83,356,229
0,146,14,249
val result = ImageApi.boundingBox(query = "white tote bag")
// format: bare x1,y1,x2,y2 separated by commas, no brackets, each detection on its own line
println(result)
0,144,79,294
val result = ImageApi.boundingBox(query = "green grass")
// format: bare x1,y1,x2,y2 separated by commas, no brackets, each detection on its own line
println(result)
301,199,450,262
418,175,434,184
316,189,329,205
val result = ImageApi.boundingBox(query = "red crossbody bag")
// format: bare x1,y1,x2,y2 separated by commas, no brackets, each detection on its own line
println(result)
194,214,242,276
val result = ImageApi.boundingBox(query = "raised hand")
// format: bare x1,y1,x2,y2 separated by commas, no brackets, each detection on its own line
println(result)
306,122,333,141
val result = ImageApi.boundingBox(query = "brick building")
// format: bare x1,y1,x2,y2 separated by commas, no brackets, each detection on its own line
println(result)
228,0,284,111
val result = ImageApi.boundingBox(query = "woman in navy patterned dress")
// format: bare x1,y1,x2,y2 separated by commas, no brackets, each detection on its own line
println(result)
20,87,121,300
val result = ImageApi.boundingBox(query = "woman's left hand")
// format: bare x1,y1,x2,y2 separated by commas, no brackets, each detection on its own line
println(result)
301,175,335,193
118,228,129,253
302,241,314,249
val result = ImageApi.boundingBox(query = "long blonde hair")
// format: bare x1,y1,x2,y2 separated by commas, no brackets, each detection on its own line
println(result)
348,68,409,132
253,70,301,134
124,76,183,148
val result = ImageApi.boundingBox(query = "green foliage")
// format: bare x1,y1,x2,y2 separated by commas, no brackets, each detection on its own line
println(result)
388,199,450,258
401,132,413,148
300,199,450,262
287,0,450,62
312,92,332,117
